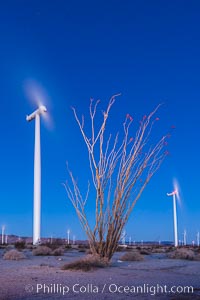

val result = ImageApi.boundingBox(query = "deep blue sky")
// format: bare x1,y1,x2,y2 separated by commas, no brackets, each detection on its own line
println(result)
0,0,199,243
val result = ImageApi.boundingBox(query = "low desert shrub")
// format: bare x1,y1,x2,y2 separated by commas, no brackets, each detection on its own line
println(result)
168,248,195,260
78,248,86,253
42,238,65,250
32,246,52,256
151,247,166,253
116,246,127,252
196,247,200,253
51,247,64,256
194,254,200,261
26,244,34,250
65,244,72,250
3,249,26,260
77,243,90,251
165,246,174,253
120,250,144,261
14,240,26,250
33,245,64,256
78,244,90,250
140,249,150,255
62,255,107,272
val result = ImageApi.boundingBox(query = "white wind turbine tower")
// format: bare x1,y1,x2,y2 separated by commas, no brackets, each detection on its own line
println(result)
73,235,76,245
167,189,178,247
1,225,5,245
67,229,70,245
183,229,187,246
26,105,47,245
121,230,126,245
197,232,200,247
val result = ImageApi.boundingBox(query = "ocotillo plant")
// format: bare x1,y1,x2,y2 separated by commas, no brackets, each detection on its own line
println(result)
64,95,173,262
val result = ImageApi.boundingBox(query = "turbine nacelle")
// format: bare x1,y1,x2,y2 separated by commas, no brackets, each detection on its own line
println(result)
167,190,177,197
26,105,47,122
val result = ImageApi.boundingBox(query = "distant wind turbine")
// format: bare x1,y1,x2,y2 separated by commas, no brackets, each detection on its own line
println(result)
197,232,199,247
121,230,126,245
1,225,5,245
67,229,70,245
167,189,178,247
183,229,187,246
73,235,76,245
26,105,47,245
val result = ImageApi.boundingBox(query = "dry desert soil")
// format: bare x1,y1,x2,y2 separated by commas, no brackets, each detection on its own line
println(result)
0,247,200,300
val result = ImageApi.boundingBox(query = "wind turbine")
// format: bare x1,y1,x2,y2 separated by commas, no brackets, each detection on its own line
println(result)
67,229,70,245
197,232,199,247
183,229,187,246
121,230,126,245
73,235,76,245
167,189,178,247
26,105,47,245
1,225,5,245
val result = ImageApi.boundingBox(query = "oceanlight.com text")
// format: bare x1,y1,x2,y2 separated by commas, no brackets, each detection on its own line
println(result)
108,283,193,295
25,282,194,296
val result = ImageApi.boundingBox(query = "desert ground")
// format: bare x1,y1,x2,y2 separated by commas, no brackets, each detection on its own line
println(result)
0,245,200,300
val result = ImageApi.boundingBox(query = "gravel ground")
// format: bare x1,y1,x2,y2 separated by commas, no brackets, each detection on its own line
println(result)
0,249,200,300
